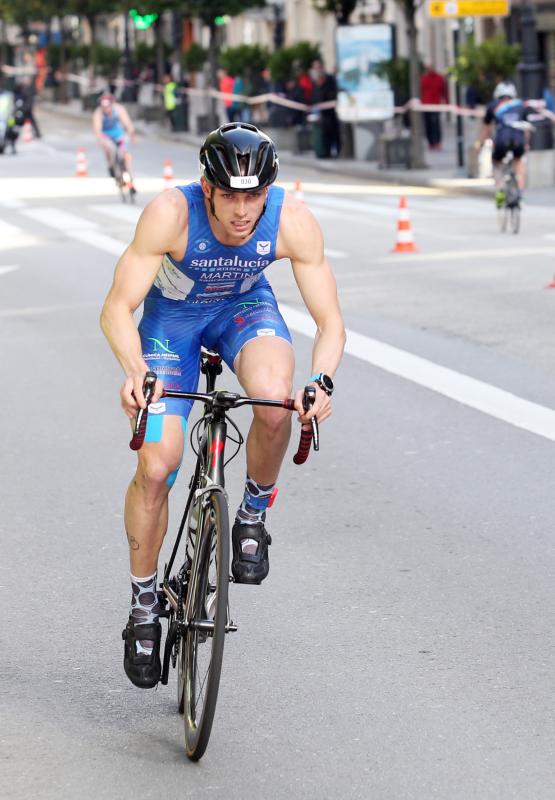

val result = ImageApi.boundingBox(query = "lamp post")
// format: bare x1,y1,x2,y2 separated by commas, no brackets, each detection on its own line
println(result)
122,12,135,102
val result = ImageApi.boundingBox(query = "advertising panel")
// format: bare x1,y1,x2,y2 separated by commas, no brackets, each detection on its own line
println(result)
336,24,395,122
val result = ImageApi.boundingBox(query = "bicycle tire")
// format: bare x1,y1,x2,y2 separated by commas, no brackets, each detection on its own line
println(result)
183,490,229,760
497,205,508,233
510,204,521,234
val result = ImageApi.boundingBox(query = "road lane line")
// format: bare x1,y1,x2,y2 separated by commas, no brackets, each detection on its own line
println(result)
0,219,42,251
0,265,19,276
280,303,555,444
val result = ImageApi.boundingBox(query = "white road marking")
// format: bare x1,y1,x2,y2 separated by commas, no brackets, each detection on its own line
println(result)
0,197,25,209
0,219,41,251
280,303,555,444
375,246,555,264
89,204,142,224
20,208,126,256
0,265,19,276
21,208,98,230
325,248,348,259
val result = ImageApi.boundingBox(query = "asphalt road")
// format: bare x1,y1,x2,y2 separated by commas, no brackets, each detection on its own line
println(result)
2,107,555,800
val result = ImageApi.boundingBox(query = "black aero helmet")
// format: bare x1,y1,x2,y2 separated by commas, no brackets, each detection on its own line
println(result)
200,122,279,191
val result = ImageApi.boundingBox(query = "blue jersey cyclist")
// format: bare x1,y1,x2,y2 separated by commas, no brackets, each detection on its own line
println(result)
100,123,346,689
481,81,533,207
92,93,136,184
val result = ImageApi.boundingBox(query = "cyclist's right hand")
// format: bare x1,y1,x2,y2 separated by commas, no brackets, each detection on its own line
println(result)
121,372,163,419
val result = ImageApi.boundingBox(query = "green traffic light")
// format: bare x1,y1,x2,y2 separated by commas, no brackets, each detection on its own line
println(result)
129,9,159,30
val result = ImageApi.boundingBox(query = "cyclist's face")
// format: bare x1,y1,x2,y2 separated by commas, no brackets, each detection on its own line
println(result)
203,181,267,238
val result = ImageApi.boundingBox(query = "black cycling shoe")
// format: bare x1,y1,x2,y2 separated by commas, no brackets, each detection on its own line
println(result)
231,521,272,585
122,617,162,689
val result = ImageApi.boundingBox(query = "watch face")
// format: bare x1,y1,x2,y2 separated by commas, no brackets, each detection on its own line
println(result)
320,374,333,394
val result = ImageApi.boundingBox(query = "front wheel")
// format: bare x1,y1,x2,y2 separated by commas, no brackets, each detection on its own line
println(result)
510,204,521,234
183,490,229,761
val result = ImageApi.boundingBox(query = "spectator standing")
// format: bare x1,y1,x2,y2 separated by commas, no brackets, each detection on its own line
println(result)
218,68,235,122
310,59,340,158
17,76,41,138
163,73,178,131
420,64,447,149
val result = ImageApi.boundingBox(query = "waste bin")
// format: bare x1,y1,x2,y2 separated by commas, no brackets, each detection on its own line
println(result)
377,134,411,169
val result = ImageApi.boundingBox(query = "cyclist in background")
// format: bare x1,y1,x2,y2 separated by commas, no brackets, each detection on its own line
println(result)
92,93,136,188
481,82,533,208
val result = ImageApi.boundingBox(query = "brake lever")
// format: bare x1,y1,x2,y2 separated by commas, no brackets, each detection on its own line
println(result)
303,386,319,452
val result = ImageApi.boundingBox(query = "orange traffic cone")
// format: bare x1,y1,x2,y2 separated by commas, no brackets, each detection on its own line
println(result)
22,120,33,143
163,159,174,187
392,196,418,253
545,274,555,289
75,147,88,177
294,179,304,203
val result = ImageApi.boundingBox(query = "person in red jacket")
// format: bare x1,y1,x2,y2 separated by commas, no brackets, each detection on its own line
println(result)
420,65,448,149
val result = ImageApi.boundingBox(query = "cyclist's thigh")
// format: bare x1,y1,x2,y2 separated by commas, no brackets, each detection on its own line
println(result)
138,296,204,419
492,136,509,163
203,286,294,396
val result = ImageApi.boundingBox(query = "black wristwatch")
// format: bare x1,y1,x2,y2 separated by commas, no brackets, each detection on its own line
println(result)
310,373,334,396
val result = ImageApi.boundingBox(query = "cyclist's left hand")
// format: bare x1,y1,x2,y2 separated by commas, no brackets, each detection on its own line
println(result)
294,385,332,424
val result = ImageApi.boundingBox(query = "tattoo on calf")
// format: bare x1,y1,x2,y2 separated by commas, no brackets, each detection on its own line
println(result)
126,530,140,551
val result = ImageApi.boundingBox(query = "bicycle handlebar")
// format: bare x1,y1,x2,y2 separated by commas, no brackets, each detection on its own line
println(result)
129,371,320,463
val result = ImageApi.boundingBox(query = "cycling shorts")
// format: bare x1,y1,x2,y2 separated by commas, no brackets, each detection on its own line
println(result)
138,284,292,419
492,129,525,162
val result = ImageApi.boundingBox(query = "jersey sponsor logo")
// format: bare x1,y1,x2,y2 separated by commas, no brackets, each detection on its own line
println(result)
257,328,275,336
149,402,166,414
147,337,175,354
195,239,210,252
256,241,271,255
190,256,270,269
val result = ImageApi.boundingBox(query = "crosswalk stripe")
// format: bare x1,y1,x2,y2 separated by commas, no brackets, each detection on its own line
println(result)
0,219,41,251
0,265,19,276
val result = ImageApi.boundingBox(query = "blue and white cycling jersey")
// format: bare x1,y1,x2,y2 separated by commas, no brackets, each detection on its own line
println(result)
101,108,125,142
147,182,285,304
138,181,292,423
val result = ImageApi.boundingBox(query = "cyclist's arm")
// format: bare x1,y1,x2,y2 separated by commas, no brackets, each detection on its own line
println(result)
115,103,136,140
100,189,187,411
278,197,346,420
92,108,104,141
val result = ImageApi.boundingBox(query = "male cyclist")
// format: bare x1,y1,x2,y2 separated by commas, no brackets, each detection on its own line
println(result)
481,81,532,207
92,93,136,188
100,123,346,689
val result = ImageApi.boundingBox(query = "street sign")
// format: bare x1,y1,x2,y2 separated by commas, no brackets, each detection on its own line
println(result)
428,0,509,16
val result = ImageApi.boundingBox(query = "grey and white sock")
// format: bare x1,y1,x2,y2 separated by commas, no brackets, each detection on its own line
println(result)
130,571,160,655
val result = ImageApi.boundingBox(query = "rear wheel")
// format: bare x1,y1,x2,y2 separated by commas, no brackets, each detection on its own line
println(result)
183,490,229,761
510,204,521,234
497,204,508,233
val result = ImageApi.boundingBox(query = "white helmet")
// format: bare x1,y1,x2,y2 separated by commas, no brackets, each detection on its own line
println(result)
494,81,517,100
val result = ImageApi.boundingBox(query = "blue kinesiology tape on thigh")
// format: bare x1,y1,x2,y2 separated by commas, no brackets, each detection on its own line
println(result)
144,414,163,443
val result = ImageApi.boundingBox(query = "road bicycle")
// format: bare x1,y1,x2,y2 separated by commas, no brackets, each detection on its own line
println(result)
130,353,319,760
111,141,136,204
497,153,521,235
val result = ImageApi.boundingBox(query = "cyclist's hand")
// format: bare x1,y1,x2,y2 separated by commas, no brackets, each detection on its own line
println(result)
294,385,332,425
121,373,163,419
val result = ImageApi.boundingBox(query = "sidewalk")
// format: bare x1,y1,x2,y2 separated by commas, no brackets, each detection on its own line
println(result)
39,100,493,196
